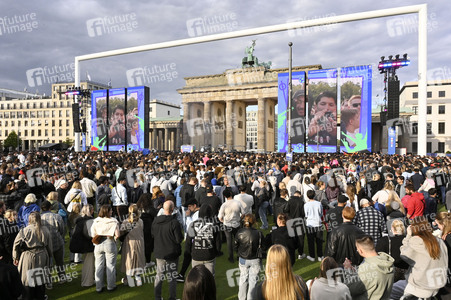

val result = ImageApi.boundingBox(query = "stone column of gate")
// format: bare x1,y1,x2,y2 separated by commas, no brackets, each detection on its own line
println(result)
183,102,190,145
225,100,234,150
204,102,211,147
257,97,266,152
152,128,158,150
164,128,169,151
170,130,175,152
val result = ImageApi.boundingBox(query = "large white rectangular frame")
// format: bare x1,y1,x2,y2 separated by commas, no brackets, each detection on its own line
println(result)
75,4,427,155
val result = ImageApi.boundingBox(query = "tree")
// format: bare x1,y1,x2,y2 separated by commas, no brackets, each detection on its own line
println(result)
63,137,74,147
4,131,20,149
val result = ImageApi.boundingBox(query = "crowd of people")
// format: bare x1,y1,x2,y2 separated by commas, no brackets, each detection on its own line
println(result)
0,149,451,299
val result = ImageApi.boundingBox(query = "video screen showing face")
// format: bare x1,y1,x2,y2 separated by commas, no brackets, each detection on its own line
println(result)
277,71,306,153
339,65,372,153
91,90,108,151
126,86,146,151
108,88,126,151
307,69,337,153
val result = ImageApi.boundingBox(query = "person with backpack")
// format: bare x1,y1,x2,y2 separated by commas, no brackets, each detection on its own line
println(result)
96,176,111,211
185,204,219,276
64,180,87,213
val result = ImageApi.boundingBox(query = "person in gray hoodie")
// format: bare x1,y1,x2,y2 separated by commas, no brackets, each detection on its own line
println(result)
343,235,394,300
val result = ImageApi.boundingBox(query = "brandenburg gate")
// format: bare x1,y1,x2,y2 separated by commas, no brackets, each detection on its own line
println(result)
178,65,320,152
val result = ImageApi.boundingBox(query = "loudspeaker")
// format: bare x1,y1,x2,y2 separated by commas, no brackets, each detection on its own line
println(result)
387,80,400,120
72,103,81,132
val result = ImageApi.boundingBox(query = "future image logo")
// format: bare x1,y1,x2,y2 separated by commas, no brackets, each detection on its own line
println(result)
0,13,38,36
25,63,75,88
186,12,238,37
86,13,138,37
126,63,178,87
386,13,438,38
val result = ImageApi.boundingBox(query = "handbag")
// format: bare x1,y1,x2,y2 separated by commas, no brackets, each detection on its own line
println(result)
256,232,264,259
92,235,104,245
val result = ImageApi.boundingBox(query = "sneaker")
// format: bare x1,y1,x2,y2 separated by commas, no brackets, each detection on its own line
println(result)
121,277,128,286
306,256,315,262
318,256,324,262
145,261,156,268
298,254,306,260
135,275,142,287
175,274,184,283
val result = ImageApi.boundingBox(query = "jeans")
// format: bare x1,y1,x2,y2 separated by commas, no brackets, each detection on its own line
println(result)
94,238,117,291
155,258,178,300
224,226,239,261
192,258,215,276
238,257,261,300
259,201,269,229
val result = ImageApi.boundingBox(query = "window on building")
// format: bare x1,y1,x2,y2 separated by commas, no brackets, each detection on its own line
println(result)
44,111,49,118
439,105,445,114
18,121,20,126
412,122,418,135
52,111,55,117
17,112,22,118
31,130,34,136
6,104,9,109
4,121,7,126
23,112,28,118
427,91,432,98
37,111,43,118
59,111,62,117
53,102,57,108
40,103,43,108
46,103,50,108
427,123,432,135
52,120,55,126
439,91,446,97
0,104,3,109
24,130,27,136
150,107,153,112
66,129,69,136
13,104,16,109
38,130,41,136
412,106,418,114
59,129,62,136
439,142,445,153
427,142,432,153
66,120,69,126
59,120,62,126
52,129,55,136
168,110,170,116
66,110,70,117
11,121,14,126
439,122,445,134
32,103,36,109
45,130,48,136
427,106,432,114
26,103,29,109
25,121,28,126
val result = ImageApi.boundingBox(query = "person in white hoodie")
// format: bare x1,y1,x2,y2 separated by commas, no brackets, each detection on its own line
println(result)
390,216,448,299
287,173,303,198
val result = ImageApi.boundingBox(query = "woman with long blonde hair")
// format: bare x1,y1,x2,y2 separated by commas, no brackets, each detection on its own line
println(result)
434,212,451,293
385,191,406,219
345,185,359,212
257,244,308,300
391,216,448,299
120,204,146,287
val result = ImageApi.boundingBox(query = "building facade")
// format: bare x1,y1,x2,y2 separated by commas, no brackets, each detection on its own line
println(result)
0,81,108,150
400,80,451,154
149,99,182,152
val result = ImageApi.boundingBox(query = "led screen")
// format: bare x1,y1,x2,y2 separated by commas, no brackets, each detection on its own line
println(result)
91,89,108,151
339,65,372,153
126,86,149,151
108,88,126,151
277,71,306,152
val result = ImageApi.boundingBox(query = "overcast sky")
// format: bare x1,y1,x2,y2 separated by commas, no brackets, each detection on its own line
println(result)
0,0,449,108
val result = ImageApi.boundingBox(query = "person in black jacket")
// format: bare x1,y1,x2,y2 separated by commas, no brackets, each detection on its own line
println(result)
152,200,183,300
69,204,95,287
264,213,298,265
272,189,289,221
375,218,409,282
199,185,223,255
137,193,157,268
234,214,265,300
283,191,306,259
185,204,219,276
0,257,24,300
325,206,364,266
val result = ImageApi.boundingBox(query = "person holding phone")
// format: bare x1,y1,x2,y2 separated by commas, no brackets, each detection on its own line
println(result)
308,92,337,146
